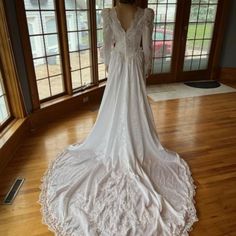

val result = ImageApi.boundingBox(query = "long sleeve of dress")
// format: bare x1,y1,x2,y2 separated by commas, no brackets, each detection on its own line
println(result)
100,8,114,67
142,8,155,76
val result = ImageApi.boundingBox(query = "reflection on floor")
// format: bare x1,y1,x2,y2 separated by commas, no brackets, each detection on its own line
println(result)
147,81,236,102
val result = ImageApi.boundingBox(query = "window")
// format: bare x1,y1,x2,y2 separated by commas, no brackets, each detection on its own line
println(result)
0,61,12,130
22,0,113,105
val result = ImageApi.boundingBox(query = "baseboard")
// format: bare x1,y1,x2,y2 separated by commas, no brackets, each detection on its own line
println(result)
219,67,236,82
0,118,30,174
28,84,106,132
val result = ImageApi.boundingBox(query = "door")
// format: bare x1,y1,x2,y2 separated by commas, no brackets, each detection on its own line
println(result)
147,0,221,83
177,0,220,81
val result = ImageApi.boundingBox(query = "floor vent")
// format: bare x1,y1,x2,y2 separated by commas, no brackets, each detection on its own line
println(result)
2,178,25,204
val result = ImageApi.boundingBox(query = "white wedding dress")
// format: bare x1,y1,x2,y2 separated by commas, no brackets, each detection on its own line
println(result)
38,7,198,236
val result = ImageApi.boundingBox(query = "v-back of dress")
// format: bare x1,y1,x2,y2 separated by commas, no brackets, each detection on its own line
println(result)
38,6,198,236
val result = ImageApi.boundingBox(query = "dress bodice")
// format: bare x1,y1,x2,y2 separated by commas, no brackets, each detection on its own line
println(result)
110,7,144,57
101,7,155,76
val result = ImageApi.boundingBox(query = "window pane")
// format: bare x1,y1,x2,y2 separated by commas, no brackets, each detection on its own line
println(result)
42,11,57,34
78,11,89,30
96,0,113,9
195,24,205,39
0,69,11,125
191,56,201,70
199,55,209,70
30,36,45,58
45,34,59,55
80,49,91,68
68,32,79,51
189,5,199,22
98,63,105,80
24,0,65,101
76,0,88,10
104,0,113,8
37,78,51,100
96,10,102,28
48,56,62,76
66,11,77,31
187,23,197,40
97,29,103,48
50,75,64,96
193,40,203,55
198,5,208,22
204,23,214,38
162,58,171,73
71,70,82,89
80,31,90,50
0,81,4,96
153,58,162,74
183,56,191,71
70,52,80,71
34,58,48,79
24,0,39,10
40,0,55,10
81,68,91,85
96,0,103,9
65,0,76,10
202,39,211,54
207,5,217,21
26,12,42,35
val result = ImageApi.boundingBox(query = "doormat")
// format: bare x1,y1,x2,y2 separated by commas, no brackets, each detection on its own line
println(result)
184,80,221,88
147,82,236,102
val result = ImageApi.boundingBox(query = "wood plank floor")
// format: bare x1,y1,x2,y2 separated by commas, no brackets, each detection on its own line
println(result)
0,82,236,236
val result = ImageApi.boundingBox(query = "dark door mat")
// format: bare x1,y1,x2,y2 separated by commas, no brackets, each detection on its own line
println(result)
184,80,221,89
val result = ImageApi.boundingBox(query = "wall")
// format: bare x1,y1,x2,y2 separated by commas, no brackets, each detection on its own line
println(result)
220,0,236,68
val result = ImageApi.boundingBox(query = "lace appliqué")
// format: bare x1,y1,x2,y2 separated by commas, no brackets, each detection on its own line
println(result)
101,8,111,32
144,8,155,29
75,170,152,236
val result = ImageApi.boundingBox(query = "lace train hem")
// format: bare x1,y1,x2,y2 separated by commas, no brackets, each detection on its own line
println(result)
37,147,76,236
37,144,198,236
173,153,199,235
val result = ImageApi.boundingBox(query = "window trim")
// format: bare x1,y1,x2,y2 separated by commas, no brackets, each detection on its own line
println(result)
17,0,41,110
0,0,26,132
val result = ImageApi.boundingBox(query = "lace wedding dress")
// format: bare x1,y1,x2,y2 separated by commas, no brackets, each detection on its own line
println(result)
38,7,198,236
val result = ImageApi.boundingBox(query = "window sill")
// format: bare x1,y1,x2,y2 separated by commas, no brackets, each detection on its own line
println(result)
40,80,107,110
0,117,29,149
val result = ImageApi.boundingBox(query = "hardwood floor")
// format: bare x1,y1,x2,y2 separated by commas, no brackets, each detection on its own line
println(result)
0,83,236,236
